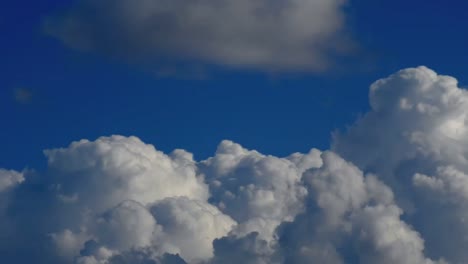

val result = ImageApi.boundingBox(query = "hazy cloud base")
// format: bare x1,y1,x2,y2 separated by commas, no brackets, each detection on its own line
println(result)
2,67,467,263
45,0,351,72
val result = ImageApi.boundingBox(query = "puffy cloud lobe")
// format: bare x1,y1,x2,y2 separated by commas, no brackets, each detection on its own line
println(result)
210,232,275,264
0,169,25,254
304,151,367,226
411,166,468,262
70,197,234,264
200,140,315,240
0,169,24,192
334,66,468,176
45,0,351,71
413,166,468,202
352,205,431,264
44,135,209,211
0,169,24,234
50,229,89,259
96,200,156,250
277,151,435,264
148,197,236,262
334,66,468,263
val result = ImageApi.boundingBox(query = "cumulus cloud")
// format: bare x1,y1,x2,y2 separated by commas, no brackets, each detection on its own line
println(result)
210,232,275,264
45,0,352,71
0,136,437,263
0,169,24,192
3,66,468,263
0,136,228,264
334,66,467,263
277,152,436,264
44,135,209,211
148,197,235,262
200,140,315,240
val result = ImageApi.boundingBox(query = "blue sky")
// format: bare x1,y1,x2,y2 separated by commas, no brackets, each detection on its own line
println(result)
2,0,468,170
4,1,468,263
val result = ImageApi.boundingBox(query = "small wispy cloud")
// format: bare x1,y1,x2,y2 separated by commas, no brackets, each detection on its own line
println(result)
14,88,33,104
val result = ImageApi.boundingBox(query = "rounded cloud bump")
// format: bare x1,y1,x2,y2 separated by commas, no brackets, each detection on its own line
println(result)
334,66,468,263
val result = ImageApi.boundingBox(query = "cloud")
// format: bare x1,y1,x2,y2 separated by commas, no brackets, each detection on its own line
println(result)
200,140,316,240
45,0,352,71
2,66,468,263
210,232,274,264
13,88,33,104
0,137,438,263
44,135,209,211
276,152,436,264
149,197,235,262
333,66,467,263
0,169,24,192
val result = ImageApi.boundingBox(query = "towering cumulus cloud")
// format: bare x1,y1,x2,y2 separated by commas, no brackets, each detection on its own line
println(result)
334,66,468,263
45,0,350,71
2,66,468,263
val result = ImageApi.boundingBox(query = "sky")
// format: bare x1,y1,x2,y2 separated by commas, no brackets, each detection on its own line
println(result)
2,1,468,264
3,0,468,170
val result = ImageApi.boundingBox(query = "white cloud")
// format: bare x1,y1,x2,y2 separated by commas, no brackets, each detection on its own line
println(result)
413,166,468,202
334,66,468,173
0,136,441,263
96,200,157,251
0,169,24,192
45,0,352,71
210,232,275,264
304,151,368,227
149,197,235,262
3,66,468,263
200,140,315,240
352,204,434,264
44,135,209,212
277,151,436,264
69,196,235,263
334,66,468,263
0,135,443,263
27,136,232,263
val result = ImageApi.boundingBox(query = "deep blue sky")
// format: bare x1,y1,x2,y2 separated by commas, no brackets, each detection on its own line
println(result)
2,0,468,170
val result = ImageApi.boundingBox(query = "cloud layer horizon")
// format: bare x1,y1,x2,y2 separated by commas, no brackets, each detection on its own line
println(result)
2,66,467,263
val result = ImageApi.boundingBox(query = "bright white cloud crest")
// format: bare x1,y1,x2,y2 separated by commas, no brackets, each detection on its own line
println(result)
2,67,467,263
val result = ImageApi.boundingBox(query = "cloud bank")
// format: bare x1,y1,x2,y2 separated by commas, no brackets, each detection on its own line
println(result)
45,0,351,71
2,66,467,263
